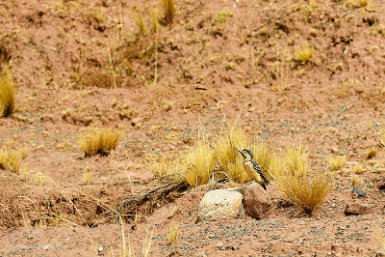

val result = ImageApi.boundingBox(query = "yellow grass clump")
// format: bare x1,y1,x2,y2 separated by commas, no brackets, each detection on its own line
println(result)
328,155,346,171
352,164,364,174
133,10,146,35
79,128,121,157
151,156,184,180
167,226,179,244
294,44,314,63
272,145,308,179
161,0,175,25
367,147,377,159
184,140,216,186
214,128,251,183
0,65,15,117
351,175,363,188
274,145,332,215
0,148,26,174
279,174,332,215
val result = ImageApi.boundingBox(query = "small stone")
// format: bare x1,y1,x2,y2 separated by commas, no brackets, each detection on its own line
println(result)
344,203,368,216
216,242,225,250
376,247,385,255
43,244,50,250
352,187,367,198
98,246,105,256
378,182,385,191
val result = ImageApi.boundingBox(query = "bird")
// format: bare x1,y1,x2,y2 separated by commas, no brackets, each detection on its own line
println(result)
235,148,270,190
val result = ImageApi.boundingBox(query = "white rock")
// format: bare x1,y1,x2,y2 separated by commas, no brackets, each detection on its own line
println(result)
198,189,243,221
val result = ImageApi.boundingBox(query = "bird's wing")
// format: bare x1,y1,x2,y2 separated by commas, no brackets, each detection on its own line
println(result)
252,161,269,184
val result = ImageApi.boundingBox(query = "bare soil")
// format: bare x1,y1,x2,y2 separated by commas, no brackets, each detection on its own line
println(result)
1,0,385,256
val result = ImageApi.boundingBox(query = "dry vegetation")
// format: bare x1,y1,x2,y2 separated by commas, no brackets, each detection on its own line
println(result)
328,155,346,171
0,147,27,174
293,43,314,63
0,65,15,117
184,139,216,186
272,146,333,215
79,128,121,157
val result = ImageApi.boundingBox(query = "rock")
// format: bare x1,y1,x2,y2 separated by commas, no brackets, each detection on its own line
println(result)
352,187,366,198
98,245,105,256
376,247,385,256
344,203,368,216
198,189,243,221
241,182,272,219
216,242,225,250
378,182,385,191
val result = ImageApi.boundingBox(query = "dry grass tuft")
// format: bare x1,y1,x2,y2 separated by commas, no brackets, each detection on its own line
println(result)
151,156,184,180
0,148,26,174
184,139,216,186
294,44,314,63
214,128,250,183
79,128,121,157
380,127,385,147
0,65,15,117
367,147,377,159
161,0,175,25
278,174,332,215
352,164,364,174
133,10,147,35
328,155,346,171
273,145,332,215
167,226,179,244
351,175,363,188
273,145,308,179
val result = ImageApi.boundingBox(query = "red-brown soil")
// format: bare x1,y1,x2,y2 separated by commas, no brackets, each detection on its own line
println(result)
1,0,385,256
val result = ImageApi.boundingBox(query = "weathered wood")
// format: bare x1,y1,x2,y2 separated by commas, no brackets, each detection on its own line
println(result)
117,180,188,218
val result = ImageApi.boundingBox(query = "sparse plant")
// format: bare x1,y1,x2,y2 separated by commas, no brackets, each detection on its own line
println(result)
151,156,184,179
161,0,175,25
351,175,363,188
82,168,93,184
379,127,385,147
251,141,276,179
0,65,15,117
133,10,147,35
79,128,121,157
167,226,179,244
328,155,346,171
214,11,233,25
294,44,314,63
278,174,332,215
184,139,216,186
367,147,377,159
214,128,251,183
149,7,160,32
353,164,364,174
0,148,26,174
120,221,153,257
278,145,308,178
273,145,332,215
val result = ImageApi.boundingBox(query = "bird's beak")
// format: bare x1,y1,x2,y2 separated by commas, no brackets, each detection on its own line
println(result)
234,148,245,158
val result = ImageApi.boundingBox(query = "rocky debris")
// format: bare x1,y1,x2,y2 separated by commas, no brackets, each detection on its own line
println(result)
378,182,385,191
344,203,368,216
198,189,243,221
351,187,366,198
376,247,385,256
241,182,272,220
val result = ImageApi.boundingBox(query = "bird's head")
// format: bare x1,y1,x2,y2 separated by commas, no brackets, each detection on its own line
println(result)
235,148,253,160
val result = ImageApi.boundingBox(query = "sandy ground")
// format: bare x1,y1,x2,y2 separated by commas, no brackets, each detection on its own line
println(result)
1,0,385,256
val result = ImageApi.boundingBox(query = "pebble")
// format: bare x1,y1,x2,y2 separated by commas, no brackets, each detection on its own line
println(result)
216,242,224,250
